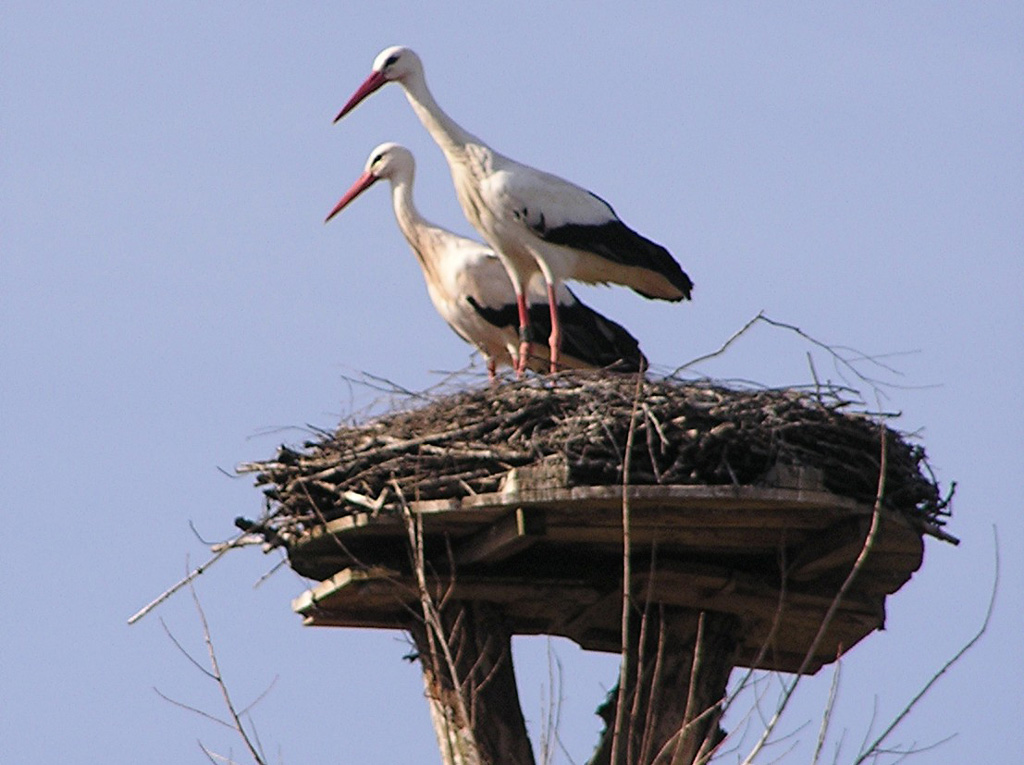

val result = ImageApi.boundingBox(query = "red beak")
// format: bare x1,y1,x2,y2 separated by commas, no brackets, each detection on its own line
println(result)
325,171,378,223
334,70,388,122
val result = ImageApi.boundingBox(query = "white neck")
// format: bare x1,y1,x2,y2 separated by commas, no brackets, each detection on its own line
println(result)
400,71,482,159
388,173,444,287
389,174,425,248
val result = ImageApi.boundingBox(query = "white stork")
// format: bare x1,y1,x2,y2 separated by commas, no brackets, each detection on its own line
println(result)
334,46,693,374
325,142,646,380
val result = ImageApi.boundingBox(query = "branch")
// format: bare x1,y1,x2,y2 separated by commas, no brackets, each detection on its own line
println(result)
127,532,254,625
188,579,269,765
609,371,645,765
671,311,930,401
153,563,274,764
397,482,482,763
851,527,999,764
672,311,766,374
811,649,843,765
739,416,890,765
669,611,707,765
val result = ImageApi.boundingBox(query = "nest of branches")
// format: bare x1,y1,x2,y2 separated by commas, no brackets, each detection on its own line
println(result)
239,373,951,544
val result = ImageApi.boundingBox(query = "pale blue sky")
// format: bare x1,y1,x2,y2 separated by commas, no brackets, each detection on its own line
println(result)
3,3,1022,763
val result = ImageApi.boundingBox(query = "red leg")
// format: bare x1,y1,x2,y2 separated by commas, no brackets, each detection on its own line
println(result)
516,291,530,378
487,357,497,385
547,282,561,374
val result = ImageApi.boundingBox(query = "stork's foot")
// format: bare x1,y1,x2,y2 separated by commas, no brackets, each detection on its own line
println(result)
548,333,561,375
517,340,531,378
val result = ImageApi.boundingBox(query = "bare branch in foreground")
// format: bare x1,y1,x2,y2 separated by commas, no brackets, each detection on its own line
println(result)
127,532,258,625
609,371,645,765
851,527,999,764
811,650,843,765
154,572,273,765
739,416,890,765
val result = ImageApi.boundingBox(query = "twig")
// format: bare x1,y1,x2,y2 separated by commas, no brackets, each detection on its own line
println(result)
638,603,668,765
397,482,482,763
811,649,843,765
154,687,233,730
669,611,707,765
189,578,268,765
154,576,271,764
609,371,644,765
252,558,288,589
127,532,250,625
739,416,890,765
627,550,656,765
851,527,999,764
160,616,216,680
672,311,766,374
651,701,729,764
539,640,571,765
705,540,791,760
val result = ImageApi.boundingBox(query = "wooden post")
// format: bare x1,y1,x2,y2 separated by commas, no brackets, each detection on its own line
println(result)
409,600,536,765
587,608,740,765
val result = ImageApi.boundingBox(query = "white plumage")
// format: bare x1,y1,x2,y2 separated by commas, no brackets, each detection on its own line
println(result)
326,142,646,380
334,46,693,373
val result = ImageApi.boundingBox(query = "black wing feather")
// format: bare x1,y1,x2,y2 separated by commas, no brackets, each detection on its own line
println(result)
529,194,693,300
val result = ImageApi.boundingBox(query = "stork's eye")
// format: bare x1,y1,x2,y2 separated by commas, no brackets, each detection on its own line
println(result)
371,153,385,166
383,54,399,68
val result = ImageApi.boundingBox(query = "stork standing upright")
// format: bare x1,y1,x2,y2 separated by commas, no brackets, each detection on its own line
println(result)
334,46,693,374
326,142,646,380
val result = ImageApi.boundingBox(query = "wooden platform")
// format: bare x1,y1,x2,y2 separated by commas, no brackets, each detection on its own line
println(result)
288,470,924,674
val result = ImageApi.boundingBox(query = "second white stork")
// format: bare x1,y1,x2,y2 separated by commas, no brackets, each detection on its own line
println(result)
325,142,646,380
333,46,693,374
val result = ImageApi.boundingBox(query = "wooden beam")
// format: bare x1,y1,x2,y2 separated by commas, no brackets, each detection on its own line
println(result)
639,562,882,630
455,508,546,565
789,517,869,581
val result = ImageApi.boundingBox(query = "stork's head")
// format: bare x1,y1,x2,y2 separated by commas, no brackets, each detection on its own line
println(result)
362,142,415,182
325,142,415,223
334,46,422,122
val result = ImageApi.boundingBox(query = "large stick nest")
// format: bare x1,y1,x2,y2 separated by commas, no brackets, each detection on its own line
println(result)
240,374,951,543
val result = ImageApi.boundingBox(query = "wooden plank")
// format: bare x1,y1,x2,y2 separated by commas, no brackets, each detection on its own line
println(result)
295,567,606,616
301,610,406,630
639,563,882,630
455,508,546,565
500,457,569,493
541,505,841,531
309,512,400,539
292,562,889,675
764,464,826,491
540,522,803,546
789,518,868,581
735,646,833,674
462,484,867,515
790,513,923,582
292,485,875,554
292,566,406,615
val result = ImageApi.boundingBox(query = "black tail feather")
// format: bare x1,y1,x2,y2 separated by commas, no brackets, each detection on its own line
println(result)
468,293,646,372
527,293,646,372
540,219,693,300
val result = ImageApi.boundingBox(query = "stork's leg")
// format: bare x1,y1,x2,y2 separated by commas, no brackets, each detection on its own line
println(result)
546,282,561,374
487,357,498,386
516,291,531,378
